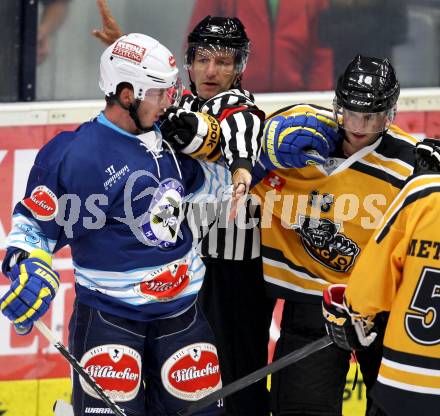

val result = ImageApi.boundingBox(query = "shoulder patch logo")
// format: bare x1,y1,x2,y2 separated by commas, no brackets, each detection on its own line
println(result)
161,343,222,401
22,185,58,221
80,344,142,402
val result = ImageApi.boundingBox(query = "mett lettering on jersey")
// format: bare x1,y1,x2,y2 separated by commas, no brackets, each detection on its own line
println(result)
407,239,440,260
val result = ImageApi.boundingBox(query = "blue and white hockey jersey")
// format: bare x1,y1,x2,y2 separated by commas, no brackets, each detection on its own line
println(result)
4,114,231,321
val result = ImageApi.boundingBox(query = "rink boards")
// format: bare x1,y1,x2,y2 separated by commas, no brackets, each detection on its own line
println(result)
0,91,439,415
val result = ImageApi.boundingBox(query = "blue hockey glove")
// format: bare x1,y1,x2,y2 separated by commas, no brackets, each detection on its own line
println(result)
1,249,59,332
263,113,338,168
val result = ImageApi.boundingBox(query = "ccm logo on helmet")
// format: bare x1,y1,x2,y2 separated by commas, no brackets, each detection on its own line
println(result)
169,55,176,67
80,344,142,402
349,100,369,106
161,343,222,401
22,185,58,221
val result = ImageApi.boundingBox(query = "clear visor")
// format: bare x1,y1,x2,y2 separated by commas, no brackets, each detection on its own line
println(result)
185,45,248,75
333,99,396,134
144,77,183,106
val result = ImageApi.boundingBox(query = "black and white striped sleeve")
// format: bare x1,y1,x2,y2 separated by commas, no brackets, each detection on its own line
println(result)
184,89,264,174
220,109,263,174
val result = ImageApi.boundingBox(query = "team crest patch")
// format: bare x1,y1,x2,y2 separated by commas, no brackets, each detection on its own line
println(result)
161,343,222,401
22,185,58,221
112,40,146,63
291,215,360,272
79,344,141,402
142,178,184,248
134,260,191,301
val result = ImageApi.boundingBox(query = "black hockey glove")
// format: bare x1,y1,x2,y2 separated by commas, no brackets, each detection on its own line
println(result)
161,107,221,161
322,284,377,351
414,138,440,174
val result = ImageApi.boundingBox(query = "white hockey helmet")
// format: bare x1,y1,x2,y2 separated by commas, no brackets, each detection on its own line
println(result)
99,33,180,102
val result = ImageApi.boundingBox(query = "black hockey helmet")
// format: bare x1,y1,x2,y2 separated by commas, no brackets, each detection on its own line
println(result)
185,15,250,74
335,54,400,113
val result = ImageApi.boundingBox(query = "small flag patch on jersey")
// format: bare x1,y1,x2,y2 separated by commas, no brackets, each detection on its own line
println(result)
263,171,286,191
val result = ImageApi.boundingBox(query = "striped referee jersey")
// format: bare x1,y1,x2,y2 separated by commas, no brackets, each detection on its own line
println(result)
180,89,264,260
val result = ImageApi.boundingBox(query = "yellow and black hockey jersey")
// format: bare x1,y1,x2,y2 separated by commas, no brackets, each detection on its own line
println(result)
345,174,440,415
252,104,418,303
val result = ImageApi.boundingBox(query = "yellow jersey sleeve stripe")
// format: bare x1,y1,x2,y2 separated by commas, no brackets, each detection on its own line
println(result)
379,365,440,391
363,152,413,178
382,358,440,378
388,125,420,145
376,178,440,243
264,274,323,297
264,263,328,292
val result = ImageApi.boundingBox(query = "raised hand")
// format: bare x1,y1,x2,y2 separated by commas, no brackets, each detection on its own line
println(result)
91,0,123,46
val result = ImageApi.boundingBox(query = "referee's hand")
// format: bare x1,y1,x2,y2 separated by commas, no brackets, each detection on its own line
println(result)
229,168,251,220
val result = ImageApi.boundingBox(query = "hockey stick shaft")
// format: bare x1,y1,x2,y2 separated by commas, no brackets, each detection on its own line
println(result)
175,335,333,416
34,321,127,416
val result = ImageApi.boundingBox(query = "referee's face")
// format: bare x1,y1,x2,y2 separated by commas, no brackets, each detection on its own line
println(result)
190,47,237,99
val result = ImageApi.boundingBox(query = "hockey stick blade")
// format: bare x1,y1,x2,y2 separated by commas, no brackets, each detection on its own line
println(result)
174,335,333,416
34,321,127,416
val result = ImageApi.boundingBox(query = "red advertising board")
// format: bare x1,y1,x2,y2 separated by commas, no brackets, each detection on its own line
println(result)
0,123,78,381
0,107,439,383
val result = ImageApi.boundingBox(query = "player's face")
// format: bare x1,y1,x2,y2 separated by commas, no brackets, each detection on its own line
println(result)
342,110,389,155
137,88,172,127
190,47,237,100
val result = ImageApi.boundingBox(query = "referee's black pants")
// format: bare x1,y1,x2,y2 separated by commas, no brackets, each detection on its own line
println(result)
198,256,275,416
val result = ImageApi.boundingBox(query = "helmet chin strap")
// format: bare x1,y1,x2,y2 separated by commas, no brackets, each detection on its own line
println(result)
116,97,152,133
128,100,152,133
188,71,197,96
232,72,243,90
